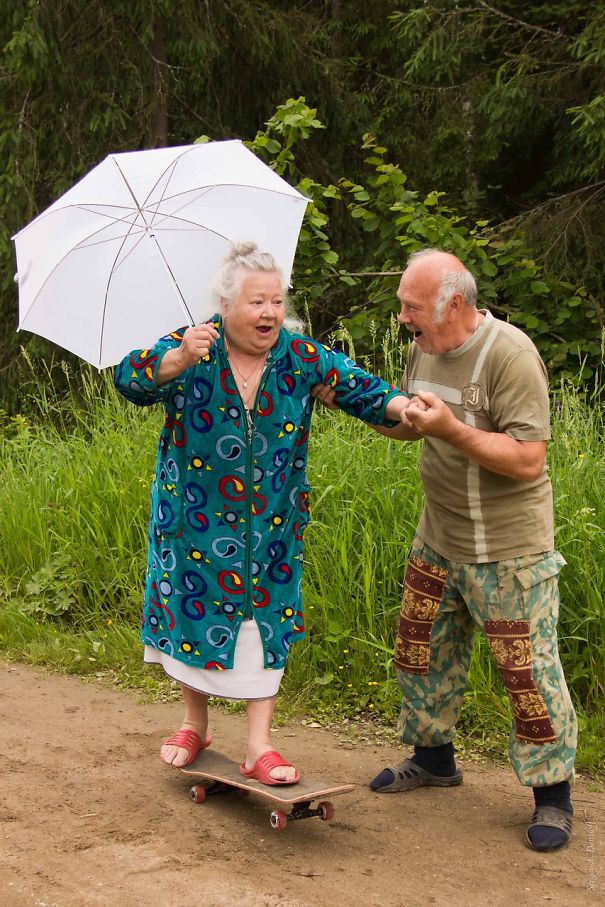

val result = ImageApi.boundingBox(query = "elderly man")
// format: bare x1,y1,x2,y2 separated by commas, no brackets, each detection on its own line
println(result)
317,248,577,852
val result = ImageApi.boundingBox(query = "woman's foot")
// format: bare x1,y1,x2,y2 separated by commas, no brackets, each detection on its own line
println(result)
244,697,297,781
161,687,210,767
241,748,299,784
160,723,211,767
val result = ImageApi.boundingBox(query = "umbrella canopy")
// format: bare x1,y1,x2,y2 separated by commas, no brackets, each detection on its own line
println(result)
13,140,309,368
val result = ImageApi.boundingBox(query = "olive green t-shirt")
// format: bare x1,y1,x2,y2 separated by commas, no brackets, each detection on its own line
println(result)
403,310,554,563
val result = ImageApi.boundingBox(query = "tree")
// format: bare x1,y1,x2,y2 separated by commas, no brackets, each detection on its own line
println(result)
388,1,605,349
1,2,602,407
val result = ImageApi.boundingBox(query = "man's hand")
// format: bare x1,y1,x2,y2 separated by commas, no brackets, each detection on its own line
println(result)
311,382,338,409
406,391,456,438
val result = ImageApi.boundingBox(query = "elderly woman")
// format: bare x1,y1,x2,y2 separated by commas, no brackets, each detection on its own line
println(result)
114,243,410,784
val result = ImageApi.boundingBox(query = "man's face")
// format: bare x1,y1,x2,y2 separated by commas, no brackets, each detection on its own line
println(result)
396,267,448,355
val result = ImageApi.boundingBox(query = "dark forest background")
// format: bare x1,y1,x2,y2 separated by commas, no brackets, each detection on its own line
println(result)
1,1,604,407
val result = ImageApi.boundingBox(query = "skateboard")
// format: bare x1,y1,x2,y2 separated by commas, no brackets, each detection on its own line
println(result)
180,749,354,831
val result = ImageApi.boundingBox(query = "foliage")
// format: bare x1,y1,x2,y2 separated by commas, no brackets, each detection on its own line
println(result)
17,553,79,617
2,3,604,400
388,2,605,194
0,336,603,773
388,1,605,352
328,136,601,378
245,98,341,314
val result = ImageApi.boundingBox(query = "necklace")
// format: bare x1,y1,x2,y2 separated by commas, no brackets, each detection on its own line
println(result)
224,336,267,389
232,356,265,389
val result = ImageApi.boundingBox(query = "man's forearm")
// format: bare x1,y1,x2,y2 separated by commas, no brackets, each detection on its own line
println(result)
446,420,546,481
371,422,420,441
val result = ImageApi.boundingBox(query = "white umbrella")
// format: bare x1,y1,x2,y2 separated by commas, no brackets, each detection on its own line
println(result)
13,140,309,368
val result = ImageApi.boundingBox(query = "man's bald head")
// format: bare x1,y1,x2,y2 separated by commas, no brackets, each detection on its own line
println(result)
407,249,466,278
405,249,477,320
396,248,480,354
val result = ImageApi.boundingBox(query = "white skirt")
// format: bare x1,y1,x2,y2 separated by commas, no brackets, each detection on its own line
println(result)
144,619,284,700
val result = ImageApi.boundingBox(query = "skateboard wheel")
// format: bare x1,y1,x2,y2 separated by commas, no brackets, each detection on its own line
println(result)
269,809,288,831
318,801,334,821
236,788,250,798
189,784,206,804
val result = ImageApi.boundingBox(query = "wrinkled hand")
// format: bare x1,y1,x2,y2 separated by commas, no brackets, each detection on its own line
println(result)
385,393,428,428
406,391,456,438
311,382,338,410
178,323,219,368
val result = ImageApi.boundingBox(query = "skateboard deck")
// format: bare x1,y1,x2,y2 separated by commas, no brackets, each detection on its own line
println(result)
181,749,354,830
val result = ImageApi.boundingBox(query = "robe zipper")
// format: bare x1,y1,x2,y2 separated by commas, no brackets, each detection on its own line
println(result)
223,349,270,621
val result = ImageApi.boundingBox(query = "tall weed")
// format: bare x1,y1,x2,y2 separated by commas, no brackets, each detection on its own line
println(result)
0,339,603,769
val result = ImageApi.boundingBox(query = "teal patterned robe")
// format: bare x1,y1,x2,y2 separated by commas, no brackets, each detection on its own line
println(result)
114,317,402,672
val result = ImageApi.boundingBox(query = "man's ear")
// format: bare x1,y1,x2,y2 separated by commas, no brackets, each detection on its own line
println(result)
448,292,464,316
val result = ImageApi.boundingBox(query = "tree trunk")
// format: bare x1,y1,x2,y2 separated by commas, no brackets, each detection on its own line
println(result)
149,19,168,148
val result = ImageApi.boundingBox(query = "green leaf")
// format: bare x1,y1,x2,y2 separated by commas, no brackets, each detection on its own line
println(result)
321,250,339,264
530,281,550,295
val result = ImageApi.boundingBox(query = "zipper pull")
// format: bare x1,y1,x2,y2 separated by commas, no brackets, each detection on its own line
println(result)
245,407,254,442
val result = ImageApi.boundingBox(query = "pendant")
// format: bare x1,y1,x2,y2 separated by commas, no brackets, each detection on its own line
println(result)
243,382,248,389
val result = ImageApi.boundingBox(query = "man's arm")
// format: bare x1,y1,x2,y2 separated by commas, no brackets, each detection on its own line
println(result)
311,382,422,440
371,419,421,441
407,391,547,481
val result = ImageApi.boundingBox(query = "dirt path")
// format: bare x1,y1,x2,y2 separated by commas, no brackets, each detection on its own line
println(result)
0,663,602,907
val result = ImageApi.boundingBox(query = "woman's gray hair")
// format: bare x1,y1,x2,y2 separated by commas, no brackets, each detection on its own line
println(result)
213,242,304,331
407,248,477,322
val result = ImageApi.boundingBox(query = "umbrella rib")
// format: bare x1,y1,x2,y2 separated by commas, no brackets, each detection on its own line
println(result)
144,186,213,229
145,158,180,231
97,201,167,367
142,212,231,240
15,202,141,234
17,210,144,328
102,159,196,362
139,145,204,213
149,183,304,206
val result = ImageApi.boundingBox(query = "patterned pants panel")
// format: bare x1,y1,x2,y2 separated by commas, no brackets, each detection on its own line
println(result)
394,537,577,787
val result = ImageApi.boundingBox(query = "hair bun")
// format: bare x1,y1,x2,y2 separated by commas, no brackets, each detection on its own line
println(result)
226,242,258,261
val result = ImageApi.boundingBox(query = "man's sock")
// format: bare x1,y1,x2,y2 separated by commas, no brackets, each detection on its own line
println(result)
527,781,573,851
411,742,457,777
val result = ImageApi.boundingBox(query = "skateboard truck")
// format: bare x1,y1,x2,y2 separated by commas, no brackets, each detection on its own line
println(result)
189,782,336,831
182,750,353,831
270,799,335,830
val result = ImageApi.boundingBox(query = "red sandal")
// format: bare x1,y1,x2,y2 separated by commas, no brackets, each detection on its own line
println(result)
239,750,300,786
161,729,212,767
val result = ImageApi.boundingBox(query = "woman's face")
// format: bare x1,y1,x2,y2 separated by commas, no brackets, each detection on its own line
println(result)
222,270,285,355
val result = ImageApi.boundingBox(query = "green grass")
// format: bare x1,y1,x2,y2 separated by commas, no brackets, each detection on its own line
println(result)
1,346,603,776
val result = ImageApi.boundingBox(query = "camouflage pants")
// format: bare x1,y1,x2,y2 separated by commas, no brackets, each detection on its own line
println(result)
394,537,577,787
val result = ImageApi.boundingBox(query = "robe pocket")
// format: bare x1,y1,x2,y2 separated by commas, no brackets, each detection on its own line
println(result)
150,481,182,537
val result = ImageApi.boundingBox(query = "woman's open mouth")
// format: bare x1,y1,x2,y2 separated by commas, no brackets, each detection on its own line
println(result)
256,325,272,335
